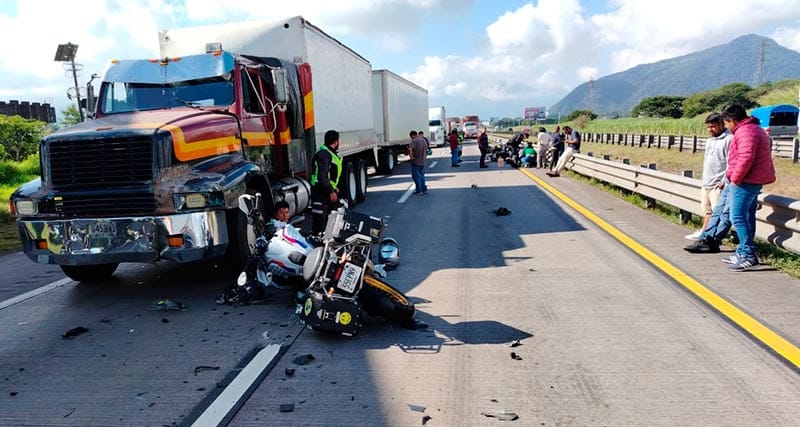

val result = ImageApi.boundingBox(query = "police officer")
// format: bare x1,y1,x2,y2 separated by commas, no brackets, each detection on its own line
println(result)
310,130,342,234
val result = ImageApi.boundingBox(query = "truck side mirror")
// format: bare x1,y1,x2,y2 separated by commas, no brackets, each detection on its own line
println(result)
271,68,289,105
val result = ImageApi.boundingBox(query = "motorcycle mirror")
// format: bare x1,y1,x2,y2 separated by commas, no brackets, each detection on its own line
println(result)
238,194,257,215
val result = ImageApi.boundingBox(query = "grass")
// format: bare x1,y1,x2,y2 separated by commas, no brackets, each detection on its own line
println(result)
0,156,39,254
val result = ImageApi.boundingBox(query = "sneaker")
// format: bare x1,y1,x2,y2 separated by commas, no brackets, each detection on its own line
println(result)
683,239,720,253
729,258,759,272
721,254,739,265
684,230,702,241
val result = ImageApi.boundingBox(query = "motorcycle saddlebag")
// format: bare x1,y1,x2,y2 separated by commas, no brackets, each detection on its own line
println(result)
301,290,362,336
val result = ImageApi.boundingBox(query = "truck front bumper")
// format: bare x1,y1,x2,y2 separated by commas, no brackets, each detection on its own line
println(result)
17,211,229,266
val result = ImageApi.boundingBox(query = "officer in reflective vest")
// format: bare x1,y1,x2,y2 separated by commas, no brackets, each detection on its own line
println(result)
310,129,342,234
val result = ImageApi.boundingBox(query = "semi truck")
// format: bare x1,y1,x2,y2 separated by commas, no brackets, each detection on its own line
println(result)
9,16,385,282
428,106,446,147
461,115,480,138
371,69,428,174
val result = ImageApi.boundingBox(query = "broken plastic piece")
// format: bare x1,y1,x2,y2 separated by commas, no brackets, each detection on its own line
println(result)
508,339,522,347
279,403,295,412
62,326,89,339
510,352,522,360
422,415,433,425
193,365,220,375
285,368,296,376
292,354,315,365
408,404,426,413
150,299,187,311
481,410,519,421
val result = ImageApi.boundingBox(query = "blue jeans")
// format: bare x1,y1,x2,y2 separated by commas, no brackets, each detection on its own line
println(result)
729,183,761,260
699,184,732,243
451,149,459,166
411,163,427,193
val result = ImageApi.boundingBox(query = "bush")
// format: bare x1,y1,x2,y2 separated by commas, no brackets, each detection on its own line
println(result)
0,115,45,161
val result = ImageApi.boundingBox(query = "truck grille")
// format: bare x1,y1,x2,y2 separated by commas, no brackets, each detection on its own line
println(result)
46,136,158,217
49,136,154,189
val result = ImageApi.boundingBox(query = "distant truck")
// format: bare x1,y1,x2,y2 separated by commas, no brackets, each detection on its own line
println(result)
446,116,461,134
428,106,447,147
10,16,388,282
371,69,428,174
750,104,799,138
462,115,480,138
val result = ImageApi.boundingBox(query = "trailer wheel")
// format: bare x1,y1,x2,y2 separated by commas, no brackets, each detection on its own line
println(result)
61,263,119,283
355,158,368,203
377,149,396,175
341,161,357,205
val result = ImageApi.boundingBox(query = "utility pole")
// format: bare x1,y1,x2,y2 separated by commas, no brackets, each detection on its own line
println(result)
756,38,766,86
54,42,84,122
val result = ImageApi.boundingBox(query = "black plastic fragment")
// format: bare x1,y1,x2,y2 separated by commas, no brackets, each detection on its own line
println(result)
62,326,89,339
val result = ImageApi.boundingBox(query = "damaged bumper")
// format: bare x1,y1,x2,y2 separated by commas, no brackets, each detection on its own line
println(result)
17,211,229,266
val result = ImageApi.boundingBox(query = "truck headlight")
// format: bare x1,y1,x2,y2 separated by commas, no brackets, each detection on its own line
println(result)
14,200,37,215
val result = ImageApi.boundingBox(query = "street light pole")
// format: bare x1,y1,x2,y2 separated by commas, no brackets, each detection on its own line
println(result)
70,55,84,122
54,42,84,122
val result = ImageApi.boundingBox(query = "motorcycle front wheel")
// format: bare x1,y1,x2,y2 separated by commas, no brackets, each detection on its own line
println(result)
360,276,415,324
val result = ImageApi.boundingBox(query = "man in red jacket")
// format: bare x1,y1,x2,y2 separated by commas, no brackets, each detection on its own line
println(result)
720,104,776,271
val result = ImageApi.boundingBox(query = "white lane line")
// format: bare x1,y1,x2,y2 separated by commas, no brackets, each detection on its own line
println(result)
192,344,282,427
397,185,416,203
428,161,438,169
0,277,73,310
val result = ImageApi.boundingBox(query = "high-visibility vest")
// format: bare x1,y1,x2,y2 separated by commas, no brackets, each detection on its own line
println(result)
310,144,342,189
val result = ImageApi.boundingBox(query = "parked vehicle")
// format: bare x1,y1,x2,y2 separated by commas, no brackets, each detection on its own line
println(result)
9,16,388,282
428,106,447,147
750,104,799,138
227,193,415,336
372,70,429,174
462,115,480,138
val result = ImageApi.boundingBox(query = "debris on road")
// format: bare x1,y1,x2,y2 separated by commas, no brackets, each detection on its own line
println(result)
481,410,519,421
161,318,170,324
510,352,523,360
279,403,295,412
471,184,478,188
150,299,187,311
62,326,89,339
422,415,433,425
408,404,426,413
193,365,221,375
508,339,522,348
63,408,76,418
285,368,296,377
292,354,315,365
493,207,511,216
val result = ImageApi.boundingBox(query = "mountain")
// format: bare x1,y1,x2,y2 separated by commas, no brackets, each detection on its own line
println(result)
549,34,800,117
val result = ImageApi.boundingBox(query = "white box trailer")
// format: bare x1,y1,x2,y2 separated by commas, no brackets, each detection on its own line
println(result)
371,69,429,174
428,106,447,147
158,16,377,162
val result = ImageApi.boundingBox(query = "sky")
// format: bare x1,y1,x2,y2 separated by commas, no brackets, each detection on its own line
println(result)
2,0,800,122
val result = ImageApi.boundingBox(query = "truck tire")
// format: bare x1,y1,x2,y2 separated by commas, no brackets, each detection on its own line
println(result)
61,263,119,283
355,158,368,203
341,161,357,205
377,149,396,175
228,189,268,268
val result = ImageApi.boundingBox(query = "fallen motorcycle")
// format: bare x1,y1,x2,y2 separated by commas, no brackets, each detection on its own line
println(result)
220,193,415,336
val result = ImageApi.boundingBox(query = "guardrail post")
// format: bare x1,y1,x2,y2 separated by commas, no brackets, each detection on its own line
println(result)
639,135,644,147
679,170,694,223
678,135,684,152
647,135,653,148
603,154,610,160
617,133,623,145
794,137,799,164
642,164,658,209
692,135,698,154
622,158,630,165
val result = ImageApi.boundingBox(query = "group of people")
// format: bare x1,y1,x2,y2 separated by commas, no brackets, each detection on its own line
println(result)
683,104,776,271
497,125,581,175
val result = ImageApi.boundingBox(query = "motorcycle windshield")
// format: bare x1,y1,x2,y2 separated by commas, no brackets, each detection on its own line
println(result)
277,225,310,249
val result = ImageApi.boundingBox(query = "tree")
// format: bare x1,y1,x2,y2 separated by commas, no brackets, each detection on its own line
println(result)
563,109,597,122
631,96,685,118
0,115,45,161
59,105,82,127
682,83,758,117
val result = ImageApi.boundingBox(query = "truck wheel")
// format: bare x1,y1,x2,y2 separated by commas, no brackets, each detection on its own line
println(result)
355,158,368,203
377,149,396,175
61,263,119,283
341,161,357,205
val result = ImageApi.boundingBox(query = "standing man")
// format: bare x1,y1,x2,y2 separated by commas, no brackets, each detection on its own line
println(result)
448,129,461,167
478,127,489,168
686,112,732,240
536,127,551,169
547,125,580,177
548,126,563,171
419,130,430,151
721,104,776,271
310,130,342,234
408,130,429,194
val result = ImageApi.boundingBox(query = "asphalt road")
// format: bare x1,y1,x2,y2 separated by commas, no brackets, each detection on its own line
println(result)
2,140,800,426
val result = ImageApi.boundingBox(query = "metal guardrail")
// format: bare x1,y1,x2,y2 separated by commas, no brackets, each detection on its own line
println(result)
583,133,800,163
488,134,800,255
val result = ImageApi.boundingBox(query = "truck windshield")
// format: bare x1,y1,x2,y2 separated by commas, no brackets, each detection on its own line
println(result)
99,76,234,114
429,120,441,126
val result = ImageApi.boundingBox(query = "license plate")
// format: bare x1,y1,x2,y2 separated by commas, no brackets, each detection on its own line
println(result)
89,222,117,238
337,262,362,294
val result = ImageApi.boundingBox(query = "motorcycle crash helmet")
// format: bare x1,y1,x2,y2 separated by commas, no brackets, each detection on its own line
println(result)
378,237,400,270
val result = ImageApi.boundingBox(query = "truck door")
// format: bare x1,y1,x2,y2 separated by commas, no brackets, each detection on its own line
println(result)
239,65,278,173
